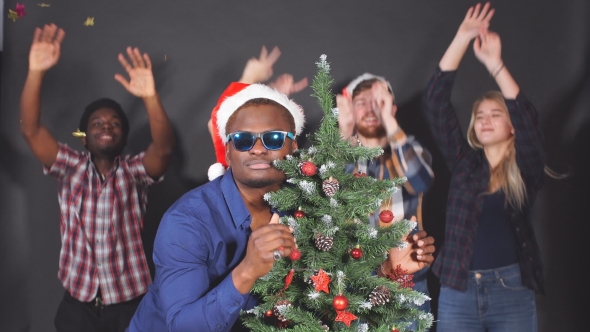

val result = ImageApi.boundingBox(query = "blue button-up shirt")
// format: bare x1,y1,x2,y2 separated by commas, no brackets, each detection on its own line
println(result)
128,168,258,331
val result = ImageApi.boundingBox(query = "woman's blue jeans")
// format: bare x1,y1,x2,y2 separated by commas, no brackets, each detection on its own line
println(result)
436,263,537,332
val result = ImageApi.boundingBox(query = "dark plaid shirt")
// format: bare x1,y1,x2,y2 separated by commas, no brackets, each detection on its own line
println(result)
422,68,546,293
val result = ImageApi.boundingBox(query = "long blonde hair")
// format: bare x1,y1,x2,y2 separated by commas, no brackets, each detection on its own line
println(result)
467,91,526,209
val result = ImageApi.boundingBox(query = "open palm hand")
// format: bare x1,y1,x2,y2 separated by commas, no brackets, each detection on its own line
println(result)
29,24,65,71
114,47,156,98
456,2,495,40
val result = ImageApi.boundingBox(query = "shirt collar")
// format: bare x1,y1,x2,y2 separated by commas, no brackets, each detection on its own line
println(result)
220,168,251,229
85,151,122,175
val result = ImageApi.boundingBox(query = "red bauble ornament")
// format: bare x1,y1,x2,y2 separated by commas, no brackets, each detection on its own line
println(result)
332,295,349,311
392,329,399,332
265,309,274,317
350,247,363,259
379,210,394,223
354,172,367,178
289,249,301,261
300,161,317,176
293,209,305,219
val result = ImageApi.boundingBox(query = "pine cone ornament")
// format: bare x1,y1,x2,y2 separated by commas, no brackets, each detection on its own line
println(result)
273,300,292,322
315,234,334,251
369,286,392,306
322,177,340,197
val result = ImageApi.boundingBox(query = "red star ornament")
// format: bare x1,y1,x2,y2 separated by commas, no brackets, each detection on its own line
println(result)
310,269,331,293
335,310,358,327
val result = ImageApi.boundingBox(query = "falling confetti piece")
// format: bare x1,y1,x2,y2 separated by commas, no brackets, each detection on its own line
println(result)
83,17,95,26
8,9,19,22
16,3,27,17
164,54,167,61
38,3,51,7
72,129,86,138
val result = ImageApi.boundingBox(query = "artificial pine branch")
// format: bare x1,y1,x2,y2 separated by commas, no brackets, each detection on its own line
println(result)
241,55,433,332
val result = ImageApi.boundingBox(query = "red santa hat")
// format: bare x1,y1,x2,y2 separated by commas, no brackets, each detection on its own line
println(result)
208,82,305,181
342,73,395,101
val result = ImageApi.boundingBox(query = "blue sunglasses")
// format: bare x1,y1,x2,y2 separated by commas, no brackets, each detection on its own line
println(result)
227,131,295,151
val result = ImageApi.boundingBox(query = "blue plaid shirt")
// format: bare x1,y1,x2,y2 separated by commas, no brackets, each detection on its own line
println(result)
345,130,434,289
344,130,434,229
422,68,546,293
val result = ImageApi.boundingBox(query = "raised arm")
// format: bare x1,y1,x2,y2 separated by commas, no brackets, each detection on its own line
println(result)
114,47,175,179
20,24,65,168
423,3,494,171
474,30,545,186
372,81,434,194
336,93,355,139
208,46,307,144
439,2,494,71
240,45,308,95
239,45,281,84
473,29,519,98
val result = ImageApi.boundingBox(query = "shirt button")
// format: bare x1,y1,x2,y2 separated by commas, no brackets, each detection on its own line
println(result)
475,273,481,279
98,263,102,267
522,243,527,248
515,227,520,232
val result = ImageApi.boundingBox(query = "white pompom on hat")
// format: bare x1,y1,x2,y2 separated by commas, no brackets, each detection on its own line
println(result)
342,73,395,101
208,82,305,181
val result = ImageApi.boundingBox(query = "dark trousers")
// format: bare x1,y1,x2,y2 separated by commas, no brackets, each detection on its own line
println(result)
54,291,143,332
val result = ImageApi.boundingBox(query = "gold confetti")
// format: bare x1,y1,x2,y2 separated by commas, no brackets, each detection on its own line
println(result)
83,17,94,26
164,54,167,61
72,129,86,138
8,9,19,22
38,3,51,7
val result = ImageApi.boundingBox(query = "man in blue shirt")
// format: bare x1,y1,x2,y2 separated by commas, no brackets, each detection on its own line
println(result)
128,82,436,332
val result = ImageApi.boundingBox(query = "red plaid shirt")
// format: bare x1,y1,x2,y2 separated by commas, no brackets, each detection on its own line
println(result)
44,143,158,304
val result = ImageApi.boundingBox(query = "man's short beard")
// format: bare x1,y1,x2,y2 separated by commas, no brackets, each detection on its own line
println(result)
243,177,282,188
356,125,386,139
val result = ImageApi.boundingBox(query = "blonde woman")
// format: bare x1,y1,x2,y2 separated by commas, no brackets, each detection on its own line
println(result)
423,3,545,331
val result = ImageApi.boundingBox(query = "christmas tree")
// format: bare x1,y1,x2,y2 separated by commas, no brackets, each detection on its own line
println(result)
240,55,433,332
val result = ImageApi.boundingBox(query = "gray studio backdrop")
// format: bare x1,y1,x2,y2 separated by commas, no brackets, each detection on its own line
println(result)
1,0,589,331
